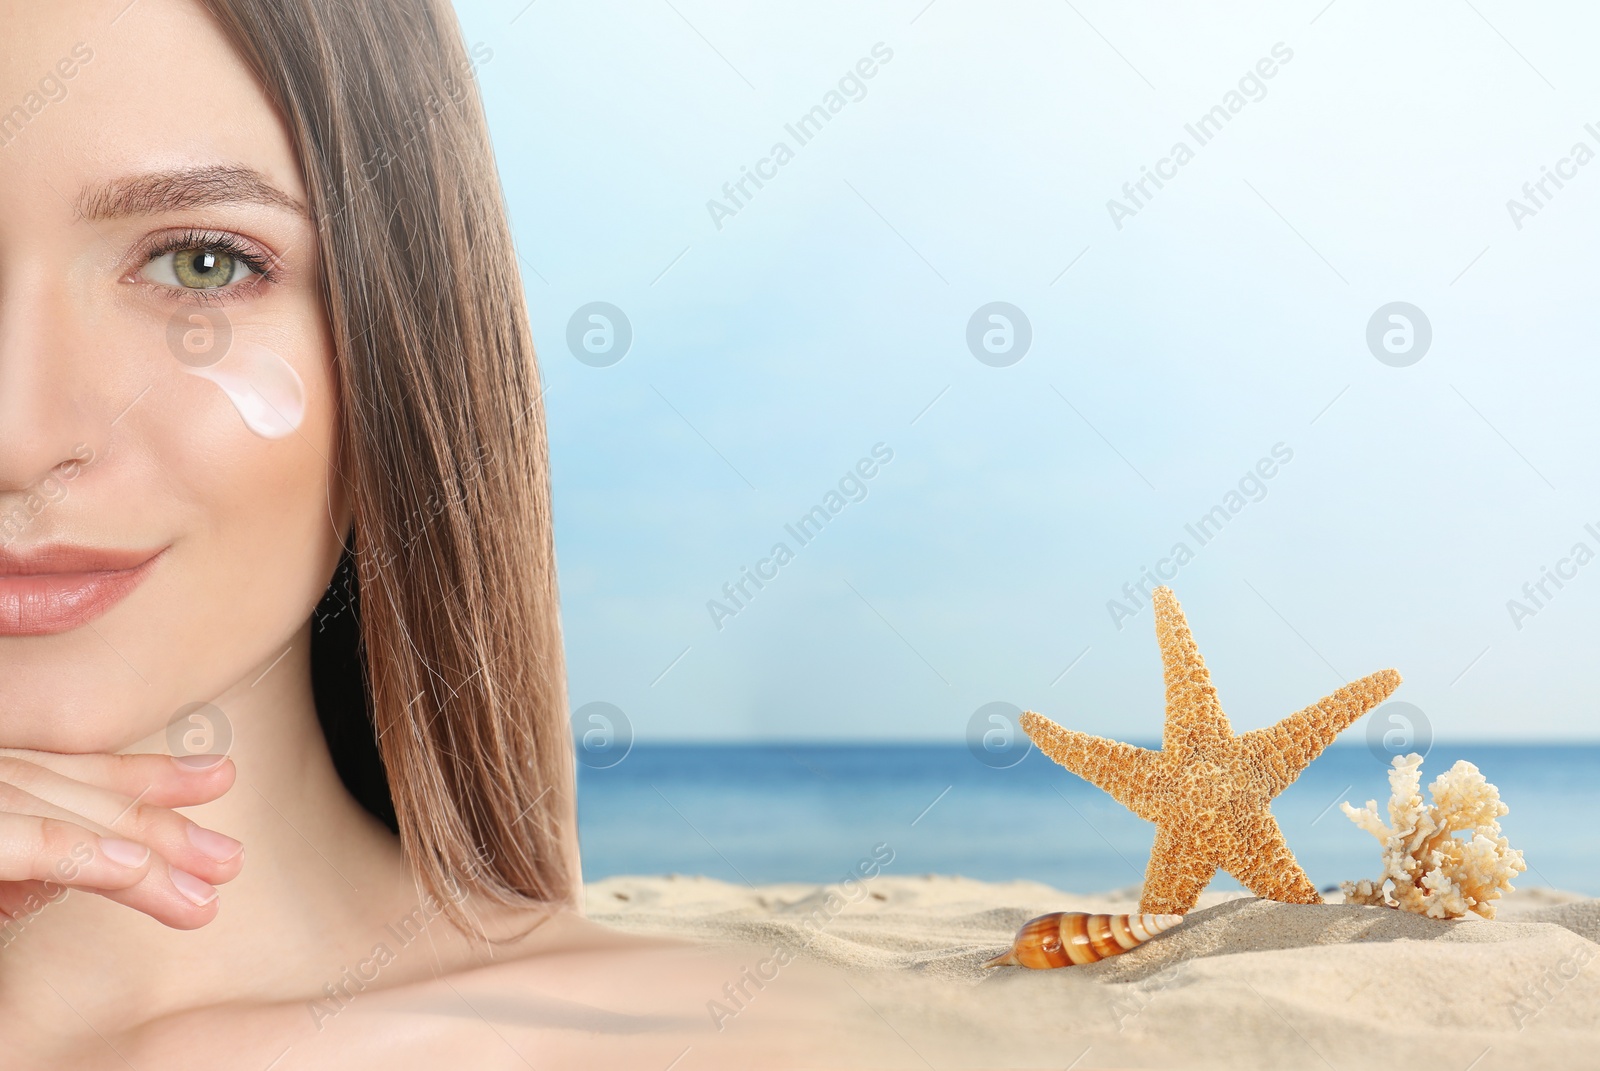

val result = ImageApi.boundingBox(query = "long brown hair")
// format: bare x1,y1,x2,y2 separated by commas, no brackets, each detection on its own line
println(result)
200,0,578,932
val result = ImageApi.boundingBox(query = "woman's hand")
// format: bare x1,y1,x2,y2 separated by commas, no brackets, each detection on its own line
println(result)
0,750,243,930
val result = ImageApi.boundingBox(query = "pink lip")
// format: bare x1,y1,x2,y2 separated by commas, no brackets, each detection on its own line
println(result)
0,544,167,637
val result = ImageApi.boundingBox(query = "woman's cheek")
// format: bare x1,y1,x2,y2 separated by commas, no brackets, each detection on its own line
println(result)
161,305,312,441
164,319,340,601
90,319,343,745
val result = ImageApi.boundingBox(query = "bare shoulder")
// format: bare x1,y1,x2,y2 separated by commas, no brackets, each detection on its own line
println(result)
318,913,871,1068
120,911,884,1071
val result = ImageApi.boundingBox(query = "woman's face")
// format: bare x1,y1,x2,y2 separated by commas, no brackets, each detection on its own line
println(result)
0,0,348,750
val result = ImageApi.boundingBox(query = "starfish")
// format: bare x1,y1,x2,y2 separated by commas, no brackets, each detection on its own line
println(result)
1021,586,1401,915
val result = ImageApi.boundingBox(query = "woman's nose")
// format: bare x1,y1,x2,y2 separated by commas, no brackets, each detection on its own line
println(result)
0,274,111,497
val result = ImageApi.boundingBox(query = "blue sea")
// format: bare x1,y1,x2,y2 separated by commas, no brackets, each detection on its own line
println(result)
576,744,1600,896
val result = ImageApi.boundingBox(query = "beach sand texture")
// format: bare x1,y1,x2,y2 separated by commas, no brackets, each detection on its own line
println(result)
588,874,1600,1069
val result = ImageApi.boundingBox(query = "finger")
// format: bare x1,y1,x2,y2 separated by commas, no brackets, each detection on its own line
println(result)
85,862,222,931
0,750,235,809
0,814,222,929
0,814,154,892
0,775,243,887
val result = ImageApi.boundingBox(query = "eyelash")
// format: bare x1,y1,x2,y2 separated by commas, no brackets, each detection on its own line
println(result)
138,228,283,303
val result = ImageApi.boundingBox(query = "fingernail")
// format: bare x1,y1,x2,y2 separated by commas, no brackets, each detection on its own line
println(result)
187,824,243,863
99,838,151,868
171,868,219,907
173,754,226,770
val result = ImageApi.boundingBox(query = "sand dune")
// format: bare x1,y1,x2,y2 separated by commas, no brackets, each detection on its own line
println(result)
587,874,1600,1068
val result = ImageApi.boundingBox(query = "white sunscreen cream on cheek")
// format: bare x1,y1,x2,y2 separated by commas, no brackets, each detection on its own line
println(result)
166,309,307,439
185,343,306,439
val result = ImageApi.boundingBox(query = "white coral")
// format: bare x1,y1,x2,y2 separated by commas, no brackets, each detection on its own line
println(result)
1339,752,1526,920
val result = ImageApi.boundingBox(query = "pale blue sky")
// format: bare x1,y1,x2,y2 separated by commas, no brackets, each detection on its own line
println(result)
454,0,1600,742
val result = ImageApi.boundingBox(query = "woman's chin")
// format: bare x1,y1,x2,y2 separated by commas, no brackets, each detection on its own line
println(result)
0,698,159,755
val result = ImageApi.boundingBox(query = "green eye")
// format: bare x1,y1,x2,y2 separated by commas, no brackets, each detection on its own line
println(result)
140,235,264,294
172,247,237,289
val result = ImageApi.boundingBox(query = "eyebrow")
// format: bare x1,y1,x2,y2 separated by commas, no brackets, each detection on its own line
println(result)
75,165,308,222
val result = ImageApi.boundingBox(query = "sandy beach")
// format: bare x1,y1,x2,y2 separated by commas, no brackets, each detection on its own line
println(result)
586,873,1600,1069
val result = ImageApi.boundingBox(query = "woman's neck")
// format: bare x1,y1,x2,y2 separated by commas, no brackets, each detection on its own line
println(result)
0,623,471,1036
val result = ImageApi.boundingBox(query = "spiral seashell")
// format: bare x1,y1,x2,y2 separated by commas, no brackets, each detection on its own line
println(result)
981,911,1184,969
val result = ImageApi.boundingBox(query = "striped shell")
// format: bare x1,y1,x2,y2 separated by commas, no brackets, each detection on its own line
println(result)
982,911,1184,969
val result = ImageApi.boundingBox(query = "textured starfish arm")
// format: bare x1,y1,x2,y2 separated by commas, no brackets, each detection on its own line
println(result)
1151,587,1233,755
1019,711,1165,822
1139,822,1219,915
1240,668,1403,795
1222,810,1321,905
